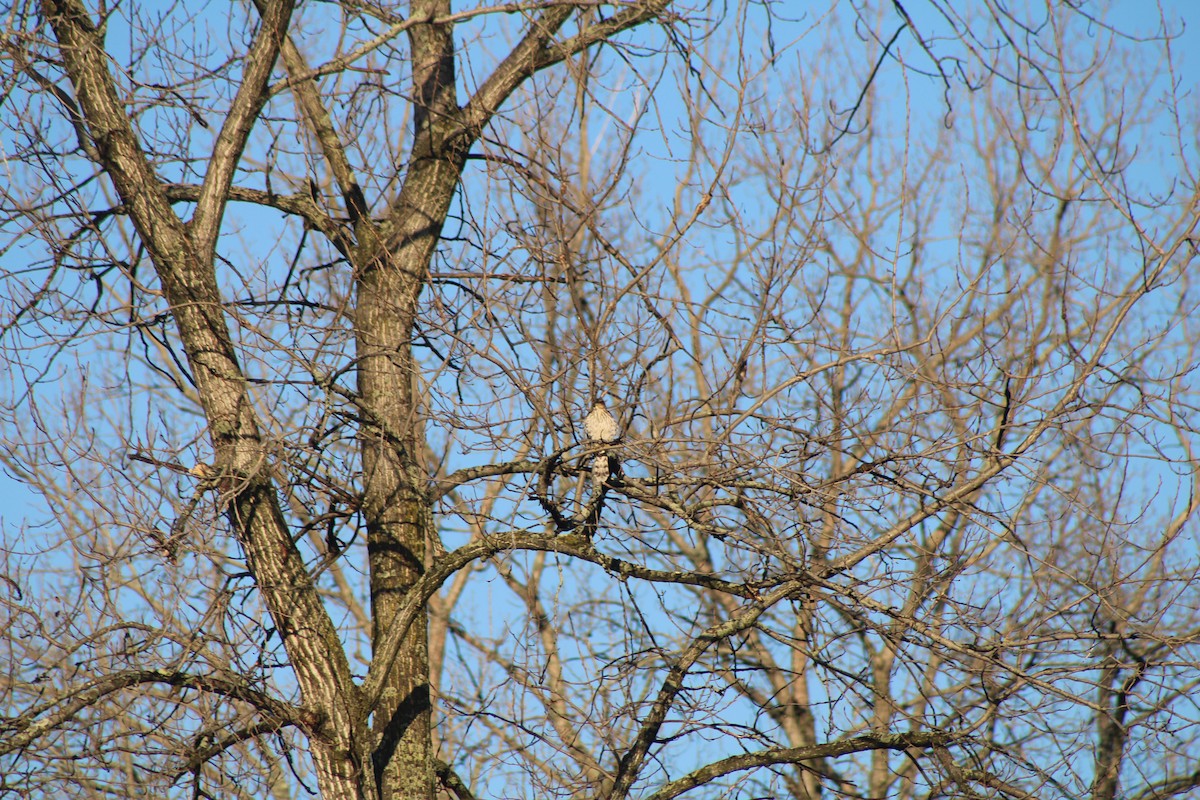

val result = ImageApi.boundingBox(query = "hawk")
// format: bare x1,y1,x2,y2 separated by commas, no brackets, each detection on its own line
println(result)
583,400,618,491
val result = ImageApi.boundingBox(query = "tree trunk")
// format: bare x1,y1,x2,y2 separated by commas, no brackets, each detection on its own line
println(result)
358,3,460,797
39,2,374,799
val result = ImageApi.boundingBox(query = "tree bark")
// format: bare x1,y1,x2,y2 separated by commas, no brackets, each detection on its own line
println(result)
40,2,374,799
357,3,461,797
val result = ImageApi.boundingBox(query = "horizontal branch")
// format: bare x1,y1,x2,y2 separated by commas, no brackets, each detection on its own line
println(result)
361,530,759,713
80,183,353,255
0,668,313,757
643,731,962,800
171,718,295,782
165,183,352,254
1129,770,1200,800
431,457,544,501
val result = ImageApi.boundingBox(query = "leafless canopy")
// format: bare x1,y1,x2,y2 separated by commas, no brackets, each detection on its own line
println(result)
1,1,1199,799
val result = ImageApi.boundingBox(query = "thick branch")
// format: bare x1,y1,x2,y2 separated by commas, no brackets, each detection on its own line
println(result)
459,1,672,139
41,4,366,796
191,0,297,259
362,531,759,712
434,759,479,800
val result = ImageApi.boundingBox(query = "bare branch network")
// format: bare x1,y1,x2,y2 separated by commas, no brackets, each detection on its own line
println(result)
1,1,1199,800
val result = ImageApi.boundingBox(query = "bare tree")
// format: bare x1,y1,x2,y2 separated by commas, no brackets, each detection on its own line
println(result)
2,2,1199,800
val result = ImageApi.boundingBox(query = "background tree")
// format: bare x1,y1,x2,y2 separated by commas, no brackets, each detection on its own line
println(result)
2,2,1199,800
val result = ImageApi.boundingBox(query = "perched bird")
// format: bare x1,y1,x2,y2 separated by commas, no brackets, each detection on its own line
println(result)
583,400,619,490
584,400,619,443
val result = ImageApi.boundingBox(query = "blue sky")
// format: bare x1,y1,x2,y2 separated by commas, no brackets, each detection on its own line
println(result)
1,3,1199,793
